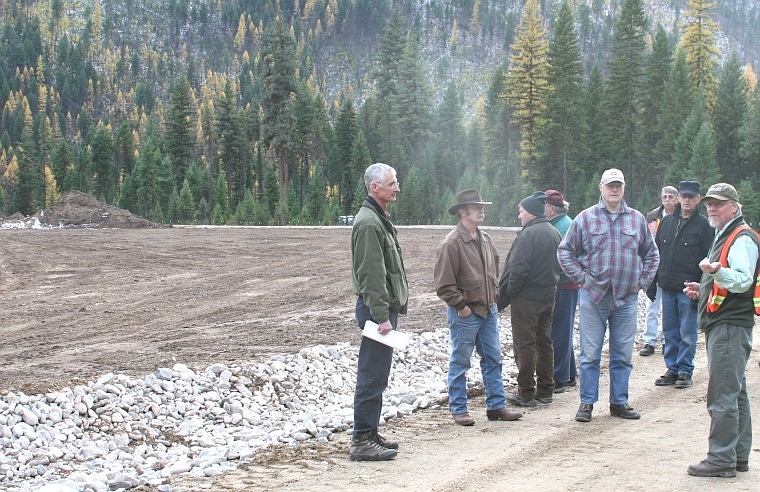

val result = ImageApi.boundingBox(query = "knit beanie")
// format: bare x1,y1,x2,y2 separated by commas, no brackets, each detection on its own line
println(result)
520,191,547,217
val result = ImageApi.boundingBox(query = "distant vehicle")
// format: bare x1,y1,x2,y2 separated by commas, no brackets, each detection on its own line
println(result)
337,215,354,225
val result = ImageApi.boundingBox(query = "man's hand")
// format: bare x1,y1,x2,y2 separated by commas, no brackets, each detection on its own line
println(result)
699,257,721,274
683,281,700,300
457,306,471,317
377,320,393,335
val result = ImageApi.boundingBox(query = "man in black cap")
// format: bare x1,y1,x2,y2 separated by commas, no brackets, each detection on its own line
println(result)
435,189,523,425
649,180,713,389
499,192,561,407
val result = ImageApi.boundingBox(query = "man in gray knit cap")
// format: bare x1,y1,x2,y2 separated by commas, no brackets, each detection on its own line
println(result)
499,191,562,407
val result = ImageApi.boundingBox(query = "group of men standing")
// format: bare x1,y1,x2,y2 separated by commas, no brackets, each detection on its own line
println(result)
347,162,758,480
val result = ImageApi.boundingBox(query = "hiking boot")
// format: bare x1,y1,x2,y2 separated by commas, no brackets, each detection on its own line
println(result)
575,403,593,422
687,459,737,478
373,430,398,449
452,412,475,426
609,403,640,419
349,432,398,461
655,371,678,386
639,344,655,356
506,394,538,408
674,374,693,389
486,407,523,421
736,460,749,472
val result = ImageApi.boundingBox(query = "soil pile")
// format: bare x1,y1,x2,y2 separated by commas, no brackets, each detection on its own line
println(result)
38,191,160,228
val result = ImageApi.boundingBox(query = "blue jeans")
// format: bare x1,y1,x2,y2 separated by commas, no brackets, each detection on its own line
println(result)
660,289,698,376
642,285,662,346
353,297,397,437
551,288,578,384
447,303,506,414
578,289,638,405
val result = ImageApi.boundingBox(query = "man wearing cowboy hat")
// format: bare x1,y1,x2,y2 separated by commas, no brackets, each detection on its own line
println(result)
434,189,523,426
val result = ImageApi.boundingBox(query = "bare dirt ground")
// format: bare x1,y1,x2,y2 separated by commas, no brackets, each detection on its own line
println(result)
1,224,758,491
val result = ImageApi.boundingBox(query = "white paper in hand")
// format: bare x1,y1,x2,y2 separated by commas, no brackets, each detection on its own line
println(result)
362,320,409,350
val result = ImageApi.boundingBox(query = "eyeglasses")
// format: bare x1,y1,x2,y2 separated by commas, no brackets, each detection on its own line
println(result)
704,200,732,209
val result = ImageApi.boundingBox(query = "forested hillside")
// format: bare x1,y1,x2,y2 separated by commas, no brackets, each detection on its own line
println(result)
0,0,758,226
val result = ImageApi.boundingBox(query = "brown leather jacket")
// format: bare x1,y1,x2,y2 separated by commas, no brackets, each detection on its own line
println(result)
434,222,499,318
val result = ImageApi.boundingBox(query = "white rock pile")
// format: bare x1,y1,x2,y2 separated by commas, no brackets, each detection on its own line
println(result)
0,320,520,492
1,295,648,492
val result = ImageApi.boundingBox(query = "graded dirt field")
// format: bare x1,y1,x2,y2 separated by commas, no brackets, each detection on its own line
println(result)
1,226,758,491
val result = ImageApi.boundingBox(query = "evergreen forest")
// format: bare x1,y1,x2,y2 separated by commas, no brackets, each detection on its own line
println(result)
0,0,759,227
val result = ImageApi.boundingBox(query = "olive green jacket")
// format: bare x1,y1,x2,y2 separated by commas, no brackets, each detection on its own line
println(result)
351,198,409,323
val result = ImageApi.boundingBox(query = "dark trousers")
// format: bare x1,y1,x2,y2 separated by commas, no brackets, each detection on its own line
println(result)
511,297,555,399
353,297,397,437
551,288,578,384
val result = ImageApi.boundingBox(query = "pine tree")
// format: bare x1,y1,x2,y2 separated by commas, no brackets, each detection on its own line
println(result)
90,122,116,203
135,138,162,219
738,85,760,183
260,17,297,224
396,26,431,167
653,49,694,178
679,0,720,106
667,89,709,185
539,0,584,194
175,179,197,224
216,80,246,209
333,98,357,212
686,121,721,186
432,82,467,194
713,52,749,180
505,0,549,179
638,26,672,193
166,76,196,191
373,7,406,168
601,0,648,204
577,64,605,210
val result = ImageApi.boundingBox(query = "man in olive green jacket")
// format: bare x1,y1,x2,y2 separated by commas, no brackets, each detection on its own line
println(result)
349,163,409,462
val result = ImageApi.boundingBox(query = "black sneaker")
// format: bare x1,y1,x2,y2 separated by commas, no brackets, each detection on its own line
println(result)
609,403,641,419
349,432,398,461
639,344,655,356
575,403,593,422
674,374,692,389
655,371,678,386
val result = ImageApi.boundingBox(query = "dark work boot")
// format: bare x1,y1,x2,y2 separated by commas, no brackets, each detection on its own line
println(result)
349,431,398,461
373,430,399,449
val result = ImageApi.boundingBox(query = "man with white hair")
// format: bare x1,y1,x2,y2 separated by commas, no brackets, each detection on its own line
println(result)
684,183,759,478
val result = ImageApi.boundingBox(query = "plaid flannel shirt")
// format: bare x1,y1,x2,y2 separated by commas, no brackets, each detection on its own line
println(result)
558,198,659,307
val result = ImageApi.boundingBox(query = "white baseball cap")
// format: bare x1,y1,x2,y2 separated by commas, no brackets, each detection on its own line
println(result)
600,168,625,185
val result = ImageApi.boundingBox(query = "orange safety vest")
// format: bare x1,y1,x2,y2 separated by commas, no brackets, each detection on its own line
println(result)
706,225,760,315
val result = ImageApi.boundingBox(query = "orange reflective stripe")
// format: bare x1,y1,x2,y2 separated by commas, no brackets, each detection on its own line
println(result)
707,225,760,315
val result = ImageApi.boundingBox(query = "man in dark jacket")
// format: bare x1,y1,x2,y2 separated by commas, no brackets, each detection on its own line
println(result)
349,163,409,461
499,192,561,407
651,180,713,389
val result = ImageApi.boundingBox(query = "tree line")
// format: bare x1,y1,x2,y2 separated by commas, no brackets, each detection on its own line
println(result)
0,0,758,227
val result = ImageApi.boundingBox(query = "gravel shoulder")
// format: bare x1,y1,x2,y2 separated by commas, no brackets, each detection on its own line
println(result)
1,226,758,490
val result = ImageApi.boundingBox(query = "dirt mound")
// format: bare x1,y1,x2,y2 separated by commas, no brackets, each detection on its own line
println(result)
38,191,161,229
